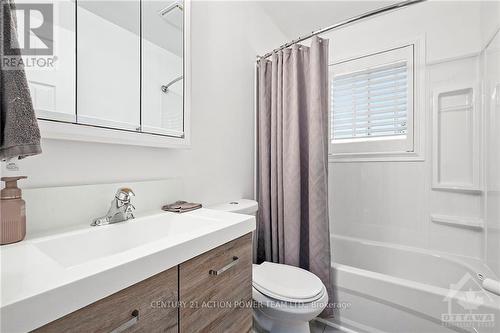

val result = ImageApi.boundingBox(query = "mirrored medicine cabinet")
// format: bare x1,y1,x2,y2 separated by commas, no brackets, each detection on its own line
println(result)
25,0,190,148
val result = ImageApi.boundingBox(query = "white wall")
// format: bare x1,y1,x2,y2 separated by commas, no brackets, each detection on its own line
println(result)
326,1,498,263
1,1,287,231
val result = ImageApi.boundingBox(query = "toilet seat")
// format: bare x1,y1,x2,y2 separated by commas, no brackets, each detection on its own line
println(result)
252,262,325,303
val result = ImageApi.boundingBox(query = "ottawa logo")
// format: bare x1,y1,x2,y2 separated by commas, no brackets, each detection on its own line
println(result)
441,272,495,329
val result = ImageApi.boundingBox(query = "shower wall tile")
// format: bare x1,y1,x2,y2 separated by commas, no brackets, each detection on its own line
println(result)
328,1,496,263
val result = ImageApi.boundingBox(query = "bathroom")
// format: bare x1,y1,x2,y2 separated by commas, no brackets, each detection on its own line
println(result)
0,0,499,332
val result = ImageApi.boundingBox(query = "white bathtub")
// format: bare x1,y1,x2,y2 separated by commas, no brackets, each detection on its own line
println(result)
325,235,500,333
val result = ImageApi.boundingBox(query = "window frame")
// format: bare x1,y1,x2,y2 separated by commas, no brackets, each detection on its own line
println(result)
328,38,425,162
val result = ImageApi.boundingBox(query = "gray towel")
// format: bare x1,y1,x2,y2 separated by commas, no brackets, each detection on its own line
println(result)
162,201,202,213
0,0,42,160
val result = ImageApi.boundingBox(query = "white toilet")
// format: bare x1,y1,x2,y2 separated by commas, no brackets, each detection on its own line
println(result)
209,199,328,333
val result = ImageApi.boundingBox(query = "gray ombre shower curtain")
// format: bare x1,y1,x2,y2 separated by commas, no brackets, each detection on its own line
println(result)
256,36,332,316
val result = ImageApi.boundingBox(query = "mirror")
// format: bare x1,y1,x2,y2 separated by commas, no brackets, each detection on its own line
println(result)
77,0,141,131
142,0,184,137
24,0,76,123
32,0,188,146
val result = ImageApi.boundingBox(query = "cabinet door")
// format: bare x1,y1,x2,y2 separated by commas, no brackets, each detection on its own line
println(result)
76,0,140,131
33,267,178,333
141,0,185,137
179,233,253,333
25,0,76,123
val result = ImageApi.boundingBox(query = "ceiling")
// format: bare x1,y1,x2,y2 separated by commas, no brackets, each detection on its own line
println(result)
258,1,400,40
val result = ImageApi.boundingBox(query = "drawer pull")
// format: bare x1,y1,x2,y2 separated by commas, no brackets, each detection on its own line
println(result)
209,256,240,276
110,309,139,333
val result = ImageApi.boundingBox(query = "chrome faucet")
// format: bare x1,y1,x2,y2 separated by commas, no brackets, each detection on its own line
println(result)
91,188,136,226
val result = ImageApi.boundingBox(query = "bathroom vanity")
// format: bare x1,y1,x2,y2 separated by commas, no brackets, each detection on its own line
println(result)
35,234,252,333
0,209,254,332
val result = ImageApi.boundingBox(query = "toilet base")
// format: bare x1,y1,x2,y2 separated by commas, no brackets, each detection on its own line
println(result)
253,306,311,333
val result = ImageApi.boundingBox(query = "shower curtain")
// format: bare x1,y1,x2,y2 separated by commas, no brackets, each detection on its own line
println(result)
256,36,332,316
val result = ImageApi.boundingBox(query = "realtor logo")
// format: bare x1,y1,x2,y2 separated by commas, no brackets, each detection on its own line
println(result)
442,272,495,329
2,2,53,55
1,2,55,69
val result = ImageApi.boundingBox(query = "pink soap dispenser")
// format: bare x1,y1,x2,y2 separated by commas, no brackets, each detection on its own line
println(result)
0,176,27,245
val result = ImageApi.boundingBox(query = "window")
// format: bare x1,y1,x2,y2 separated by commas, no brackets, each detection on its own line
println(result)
329,45,415,159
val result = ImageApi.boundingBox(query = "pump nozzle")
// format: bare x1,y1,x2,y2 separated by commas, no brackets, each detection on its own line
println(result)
1,176,27,199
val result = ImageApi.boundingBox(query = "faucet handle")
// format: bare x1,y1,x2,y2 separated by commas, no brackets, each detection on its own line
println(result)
116,188,135,202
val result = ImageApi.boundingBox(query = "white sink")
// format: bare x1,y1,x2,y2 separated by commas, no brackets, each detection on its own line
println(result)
1,208,255,333
34,212,219,268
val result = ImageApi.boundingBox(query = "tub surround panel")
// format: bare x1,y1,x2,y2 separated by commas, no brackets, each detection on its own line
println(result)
428,222,483,258
483,22,500,277
330,162,428,250
432,86,481,192
430,214,484,230
328,1,496,262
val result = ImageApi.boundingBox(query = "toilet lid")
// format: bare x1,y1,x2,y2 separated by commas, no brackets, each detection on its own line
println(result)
252,262,325,303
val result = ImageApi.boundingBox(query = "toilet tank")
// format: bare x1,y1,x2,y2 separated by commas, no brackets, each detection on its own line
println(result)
209,199,258,215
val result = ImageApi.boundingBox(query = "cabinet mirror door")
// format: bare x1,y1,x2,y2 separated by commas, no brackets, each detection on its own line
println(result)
25,0,76,123
141,0,184,137
32,0,189,147
77,0,141,131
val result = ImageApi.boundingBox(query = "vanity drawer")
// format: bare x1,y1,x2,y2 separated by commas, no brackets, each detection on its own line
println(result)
179,233,253,333
33,267,178,333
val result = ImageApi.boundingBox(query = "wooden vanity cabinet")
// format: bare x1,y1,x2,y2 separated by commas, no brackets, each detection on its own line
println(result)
32,233,253,333
33,267,178,333
179,233,253,333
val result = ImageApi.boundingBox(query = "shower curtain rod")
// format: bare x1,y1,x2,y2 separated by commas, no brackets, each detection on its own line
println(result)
257,0,426,61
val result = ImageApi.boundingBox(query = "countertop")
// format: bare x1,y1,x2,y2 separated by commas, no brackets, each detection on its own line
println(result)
0,209,255,332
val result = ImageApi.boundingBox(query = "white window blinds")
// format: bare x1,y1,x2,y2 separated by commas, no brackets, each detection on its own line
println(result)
331,61,409,141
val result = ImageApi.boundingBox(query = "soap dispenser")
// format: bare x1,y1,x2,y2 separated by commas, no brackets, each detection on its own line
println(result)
0,176,27,245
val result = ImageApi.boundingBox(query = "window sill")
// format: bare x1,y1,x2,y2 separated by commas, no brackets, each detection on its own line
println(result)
328,150,424,163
